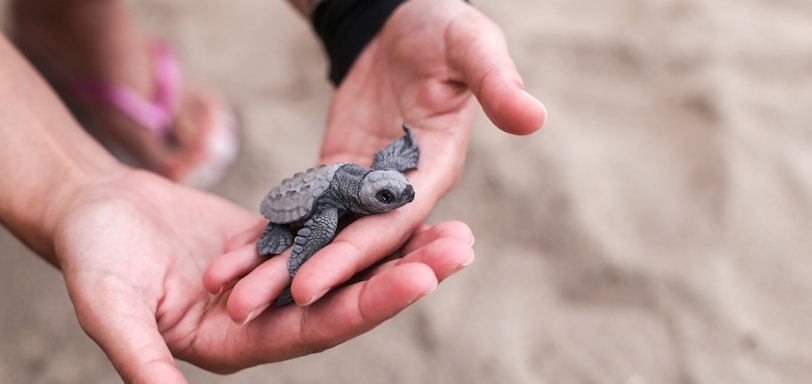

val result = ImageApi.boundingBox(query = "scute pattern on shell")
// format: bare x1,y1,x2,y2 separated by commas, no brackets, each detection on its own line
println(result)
259,163,348,223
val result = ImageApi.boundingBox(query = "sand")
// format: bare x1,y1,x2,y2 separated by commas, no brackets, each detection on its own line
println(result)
2,0,811,382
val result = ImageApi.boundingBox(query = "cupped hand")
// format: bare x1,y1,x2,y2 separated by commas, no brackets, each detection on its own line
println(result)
54,170,474,383
294,0,545,303
205,0,544,312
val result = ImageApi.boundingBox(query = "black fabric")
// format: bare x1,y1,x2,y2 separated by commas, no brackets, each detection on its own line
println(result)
311,0,407,86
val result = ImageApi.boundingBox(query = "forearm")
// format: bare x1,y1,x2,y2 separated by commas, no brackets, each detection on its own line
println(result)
0,36,124,265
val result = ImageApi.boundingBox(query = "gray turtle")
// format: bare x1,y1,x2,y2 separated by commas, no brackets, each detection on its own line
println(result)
258,123,419,305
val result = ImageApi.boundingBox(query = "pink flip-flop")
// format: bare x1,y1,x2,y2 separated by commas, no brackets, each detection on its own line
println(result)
72,41,240,189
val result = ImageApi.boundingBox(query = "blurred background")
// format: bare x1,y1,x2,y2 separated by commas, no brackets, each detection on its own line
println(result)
2,0,812,382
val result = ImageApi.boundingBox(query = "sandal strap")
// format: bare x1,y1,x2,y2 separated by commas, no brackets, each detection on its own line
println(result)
72,40,181,137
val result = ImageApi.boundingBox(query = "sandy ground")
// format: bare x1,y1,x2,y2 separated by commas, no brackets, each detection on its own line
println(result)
2,0,812,383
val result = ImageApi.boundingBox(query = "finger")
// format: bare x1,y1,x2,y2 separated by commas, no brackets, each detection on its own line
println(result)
203,242,266,295
368,220,473,270
69,279,188,384
395,220,473,257
297,263,438,350
404,236,475,281
327,221,474,288
363,234,475,283
447,8,547,135
224,220,267,253
291,216,472,306
226,253,291,324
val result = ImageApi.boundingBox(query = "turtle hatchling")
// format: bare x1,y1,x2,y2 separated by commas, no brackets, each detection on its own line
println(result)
258,123,419,305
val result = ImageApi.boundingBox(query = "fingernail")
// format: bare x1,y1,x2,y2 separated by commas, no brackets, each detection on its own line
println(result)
470,235,476,247
522,89,544,107
240,303,270,326
462,250,476,267
304,288,330,306
410,283,438,305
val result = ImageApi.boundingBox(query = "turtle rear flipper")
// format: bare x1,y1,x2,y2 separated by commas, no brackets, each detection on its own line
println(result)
257,223,294,256
274,207,341,306
275,285,294,307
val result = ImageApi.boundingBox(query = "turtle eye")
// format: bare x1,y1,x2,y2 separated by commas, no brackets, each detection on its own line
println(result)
376,189,396,203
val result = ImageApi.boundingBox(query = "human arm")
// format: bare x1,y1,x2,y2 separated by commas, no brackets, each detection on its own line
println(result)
0,34,475,383
0,36,126,264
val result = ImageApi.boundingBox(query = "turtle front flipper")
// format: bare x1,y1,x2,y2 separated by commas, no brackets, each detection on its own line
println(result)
370,123,419,172
289,206,340,276
274,206,340,306
257,222,294,256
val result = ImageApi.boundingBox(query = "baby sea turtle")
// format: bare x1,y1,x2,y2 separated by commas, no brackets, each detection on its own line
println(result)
258,123,419,305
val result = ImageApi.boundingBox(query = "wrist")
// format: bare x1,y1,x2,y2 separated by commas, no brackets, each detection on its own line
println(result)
2,151,128,267
311,0,408,85
287,0,313,17
310,0,471,86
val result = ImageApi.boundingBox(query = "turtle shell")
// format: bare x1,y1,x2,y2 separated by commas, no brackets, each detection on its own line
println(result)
259,163,347,224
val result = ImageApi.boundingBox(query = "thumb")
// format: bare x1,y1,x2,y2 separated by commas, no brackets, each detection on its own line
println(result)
447,8,547,135
70,280,188,384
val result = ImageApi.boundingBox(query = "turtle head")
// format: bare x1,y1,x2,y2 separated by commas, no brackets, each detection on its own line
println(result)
357,170,415,214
